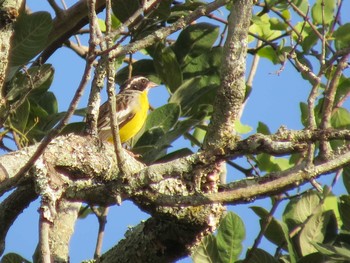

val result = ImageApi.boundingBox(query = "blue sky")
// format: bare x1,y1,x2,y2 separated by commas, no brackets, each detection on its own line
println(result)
2,1,350,262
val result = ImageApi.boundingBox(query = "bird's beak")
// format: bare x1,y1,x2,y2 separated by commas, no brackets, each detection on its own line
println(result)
148,81,158,89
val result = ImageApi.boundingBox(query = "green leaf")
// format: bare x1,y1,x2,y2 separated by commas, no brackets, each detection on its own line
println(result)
245,248,279,263
339,195,350,231
280,221,297,263
283,191,321,230
292,23,318,53
217,212,245,263
269,17,288,31
322,194,341,231
293,0,309,15
257,122,271,135
8,98,30,133
170,0,205,21
311,243,350,260
134,111,207,163
250,206,287,249
7,64,54,101
257,46,280,64
1,253,31,263
144,103,180,132
192,234,219,263
235,120,252,134
134,103,180,148
97,18,107,32
334,23,350,50
335,76,350,104
342,167,350,194
78,205,93,219
311,0,335,25
115,60,160,85
192,125,207,147
148,0,172,21
134,126,166,149
111,14,122,29
303,30,319,54
32,91,58,116
256,154,292,172
250,14,282,41
60,122,86,136
299,211,334,256
169,76,219,116
10,12,52,67
111,0,140,24
172,23,219,64
299,102,308,127
256,153,279,172
331,107,350,129
297,253,326,263
158,46,183,93
182,46,222,80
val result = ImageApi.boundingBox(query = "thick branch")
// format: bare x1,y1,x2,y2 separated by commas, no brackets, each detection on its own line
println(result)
204,0,253,150
48,200,81,262
2,129,350,196
0,128,350,260
99,215,219,263
153,148,350,206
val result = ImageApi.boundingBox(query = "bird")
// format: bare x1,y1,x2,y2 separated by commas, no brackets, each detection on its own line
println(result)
97,76,158,143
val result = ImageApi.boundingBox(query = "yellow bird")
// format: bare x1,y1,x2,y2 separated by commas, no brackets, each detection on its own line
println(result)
97,76,158,143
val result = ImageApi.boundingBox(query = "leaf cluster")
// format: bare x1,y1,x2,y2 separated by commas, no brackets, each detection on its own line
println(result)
194,190,350,263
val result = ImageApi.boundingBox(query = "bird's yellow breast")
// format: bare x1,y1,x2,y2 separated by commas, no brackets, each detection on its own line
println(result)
118,91,149,143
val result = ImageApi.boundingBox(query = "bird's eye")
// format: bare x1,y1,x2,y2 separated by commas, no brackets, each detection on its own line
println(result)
141,79,146,84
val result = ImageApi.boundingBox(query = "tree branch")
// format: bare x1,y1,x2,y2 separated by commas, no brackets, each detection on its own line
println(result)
99,216,217,262
154,148,350,206
36,0,106,64
204,0,253,150
108,0,232,59
0,128,350,260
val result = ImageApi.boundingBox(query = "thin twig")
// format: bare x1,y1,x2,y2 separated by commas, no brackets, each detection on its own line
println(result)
218,23,227,46
320,54,350,158
331,169,342,188
61,0,83,46
206,13,227,24
287,0,335,54
84,0,106,136
39,214,52,263
246,40,261,88
47,0,63,17
105,0,127,169
330,0,343,34
63,40,89,59
92,206,109,259
269,6,302,39
320,0,326,65
321,54,350,127
226,160,254,177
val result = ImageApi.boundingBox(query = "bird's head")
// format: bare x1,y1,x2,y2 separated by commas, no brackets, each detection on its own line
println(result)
119,76,158,93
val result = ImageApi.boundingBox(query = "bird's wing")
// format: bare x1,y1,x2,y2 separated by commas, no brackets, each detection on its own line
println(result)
97,92,140,132
115,92,139,128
